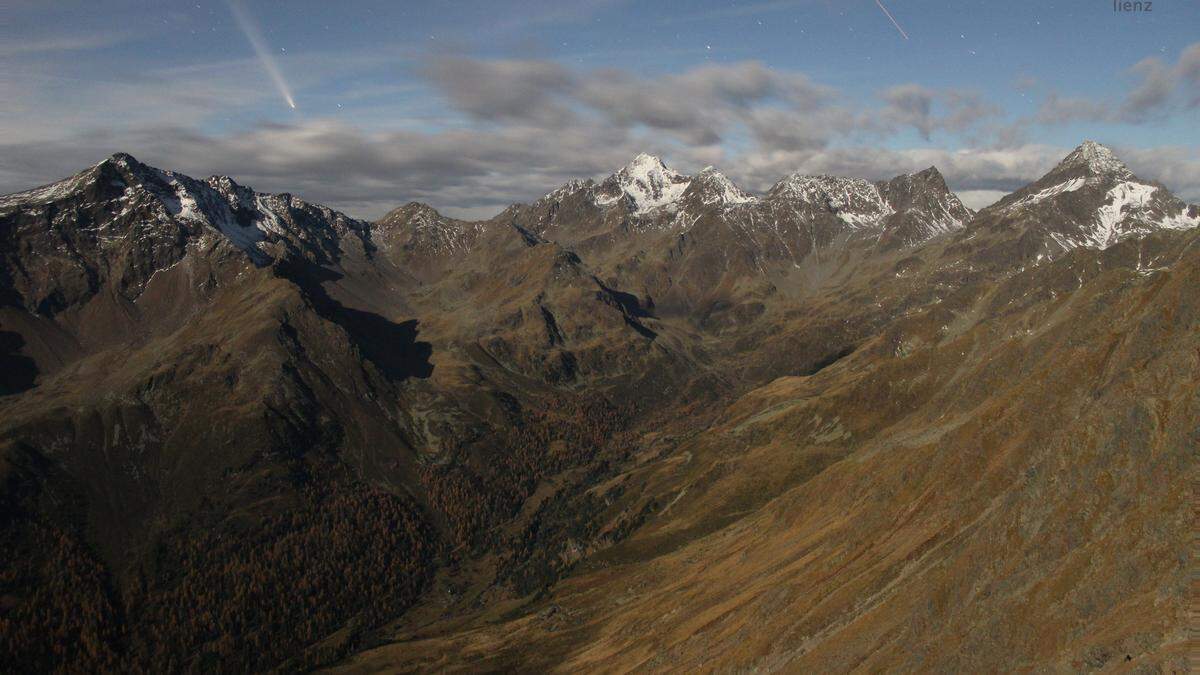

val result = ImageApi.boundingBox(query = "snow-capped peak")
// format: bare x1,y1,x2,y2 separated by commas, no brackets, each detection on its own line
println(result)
625,153,669,173
992,141,1199,251
595,153,693,214
1056,140,1133,178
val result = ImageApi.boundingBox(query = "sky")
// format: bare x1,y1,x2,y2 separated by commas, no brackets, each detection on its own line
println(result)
2,0,1198,219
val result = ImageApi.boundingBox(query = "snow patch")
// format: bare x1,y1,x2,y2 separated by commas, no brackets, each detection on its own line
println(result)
1008,177,1089,209
1091,181,1157,247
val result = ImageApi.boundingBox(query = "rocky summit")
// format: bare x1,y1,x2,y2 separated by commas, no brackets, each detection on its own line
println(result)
0,142,1195,673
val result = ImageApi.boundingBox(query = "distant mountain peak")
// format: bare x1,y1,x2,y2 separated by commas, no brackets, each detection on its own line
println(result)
875,168,972,245
1055,140,1133,178
625,152,668,171
104,151,143,168
989,140,1198,251
909,166,947,183
687,166,756,206
597,153,692,214
377,201,451,232
376,200,485,257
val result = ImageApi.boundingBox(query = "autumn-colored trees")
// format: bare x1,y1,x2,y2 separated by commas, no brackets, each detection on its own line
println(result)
1,483,432,673
421,393,631,553
0,392,630,673
0,520,123,672
122,484,432,672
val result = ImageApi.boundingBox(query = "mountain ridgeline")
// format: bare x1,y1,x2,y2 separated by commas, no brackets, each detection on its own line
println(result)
0,142,1195,672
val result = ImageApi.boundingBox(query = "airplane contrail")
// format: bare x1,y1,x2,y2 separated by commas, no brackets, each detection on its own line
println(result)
874,0,910,40
227,0,296,109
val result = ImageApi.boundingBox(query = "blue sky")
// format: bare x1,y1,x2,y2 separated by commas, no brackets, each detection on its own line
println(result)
2,0,1197,217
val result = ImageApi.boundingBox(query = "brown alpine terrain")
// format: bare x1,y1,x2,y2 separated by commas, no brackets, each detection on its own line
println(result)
0,142,1194,673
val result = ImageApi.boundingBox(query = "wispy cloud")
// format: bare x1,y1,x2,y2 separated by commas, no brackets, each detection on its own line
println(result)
1035,42,1200,124
0,31,132,58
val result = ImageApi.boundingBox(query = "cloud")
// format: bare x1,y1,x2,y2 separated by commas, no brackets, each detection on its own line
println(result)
745,107,837,152
956,190,1009,210
0,31,131,58
425,56,575,126
880,84,936,138
1035,42,1200,124
424,56,841,149
1034,91,1110,125
1177,43,1200,107
878,84,998,140
1120,56,1174,121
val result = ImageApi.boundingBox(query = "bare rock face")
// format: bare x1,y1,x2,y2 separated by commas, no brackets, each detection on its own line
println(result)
876,166,973,247
0,142,1196,673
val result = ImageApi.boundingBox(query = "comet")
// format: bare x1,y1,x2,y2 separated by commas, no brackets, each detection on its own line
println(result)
874,0,910,40
227,0,296,109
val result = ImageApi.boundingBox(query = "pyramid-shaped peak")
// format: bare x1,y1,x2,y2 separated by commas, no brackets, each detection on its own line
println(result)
688,166,756,205
602,153,692,214
884,166,956,196
695,165,733,181
97,152,151,177
629,152,666,167
618,153,680,178
378,201,445,226
1056,140,1132,177
108,152,140,166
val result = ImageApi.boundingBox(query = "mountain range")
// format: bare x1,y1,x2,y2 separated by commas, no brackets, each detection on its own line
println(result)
0,141,1195,672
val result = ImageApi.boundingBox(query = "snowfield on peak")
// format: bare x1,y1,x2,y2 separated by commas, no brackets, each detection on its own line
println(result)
596,153,693,214
1081,181,1199,249
161,173,269,257
1091,182,1158,248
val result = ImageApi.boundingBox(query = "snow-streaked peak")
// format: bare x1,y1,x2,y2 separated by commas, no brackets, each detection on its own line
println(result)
543,178,591,202
691,167,757,206
0,152,369,265
376,201,486,256
1056,140,1133,178
876,167,973,241
596,153,693,214
768,174,893,227
996,141,1199,250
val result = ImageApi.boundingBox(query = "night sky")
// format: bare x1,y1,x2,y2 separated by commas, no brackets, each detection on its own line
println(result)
3,0,1197,218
